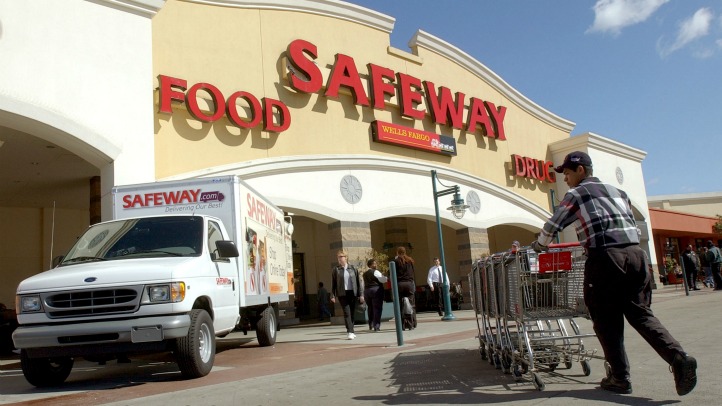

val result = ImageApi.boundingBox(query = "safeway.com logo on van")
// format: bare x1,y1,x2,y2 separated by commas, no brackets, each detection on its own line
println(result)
121,189,224,209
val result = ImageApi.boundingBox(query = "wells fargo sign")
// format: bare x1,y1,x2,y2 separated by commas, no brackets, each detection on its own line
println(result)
372,121,456,156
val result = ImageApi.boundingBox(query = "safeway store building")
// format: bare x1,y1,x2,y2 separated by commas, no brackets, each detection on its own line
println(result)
0,0,656,317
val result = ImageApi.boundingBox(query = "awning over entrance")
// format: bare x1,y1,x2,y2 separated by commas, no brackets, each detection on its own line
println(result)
649,208,717,234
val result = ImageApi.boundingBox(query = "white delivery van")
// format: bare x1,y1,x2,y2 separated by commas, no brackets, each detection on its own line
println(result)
13,176,293,387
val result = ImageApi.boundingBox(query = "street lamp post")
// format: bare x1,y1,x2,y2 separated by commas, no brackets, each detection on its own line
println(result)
431,170,469,321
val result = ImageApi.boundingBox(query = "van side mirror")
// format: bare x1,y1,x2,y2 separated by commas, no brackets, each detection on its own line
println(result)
52,256,65,268
215,240,239,259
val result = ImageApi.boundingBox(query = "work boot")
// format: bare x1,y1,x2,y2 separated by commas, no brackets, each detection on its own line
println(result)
672,353,697,396
600,376,632,394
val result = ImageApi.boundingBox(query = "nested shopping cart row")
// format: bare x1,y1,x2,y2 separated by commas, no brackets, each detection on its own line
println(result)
468,243,598,391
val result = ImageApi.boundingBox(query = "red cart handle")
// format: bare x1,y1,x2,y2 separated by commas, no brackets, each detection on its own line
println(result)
548,242,581,249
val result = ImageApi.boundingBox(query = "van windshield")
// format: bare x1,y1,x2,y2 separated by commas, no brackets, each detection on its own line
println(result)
60,216,203,265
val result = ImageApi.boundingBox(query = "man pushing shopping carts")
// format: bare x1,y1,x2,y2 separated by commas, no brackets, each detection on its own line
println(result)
530,151,697,396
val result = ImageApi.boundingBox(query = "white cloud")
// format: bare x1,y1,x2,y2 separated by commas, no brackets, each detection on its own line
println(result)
587,0,669,35
693,48,715,59
717,39,722,48
657,8,714,57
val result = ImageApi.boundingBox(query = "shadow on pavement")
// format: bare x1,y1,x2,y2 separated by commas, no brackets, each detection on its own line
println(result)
354,348,680,405
0,353,183,396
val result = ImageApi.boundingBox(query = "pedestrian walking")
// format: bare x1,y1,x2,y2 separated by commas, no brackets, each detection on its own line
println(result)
394,246,417,330
705,240,722,291
531,151,697,396
426,257,447,316
363,258,387,332
330,250,364,340
700,246,714,288
681,245,701,290
317,282,332,321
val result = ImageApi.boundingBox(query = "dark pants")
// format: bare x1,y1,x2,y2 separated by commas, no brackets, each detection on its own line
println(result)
432,282,443,314
685,266,698,289
398,281,416,329
318,302,331,320
585,245,684,380
711,262,722,290
339,290,357,333
364,285,384,330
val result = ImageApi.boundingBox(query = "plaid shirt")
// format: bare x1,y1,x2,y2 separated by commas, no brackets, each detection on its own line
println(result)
538,177,640,249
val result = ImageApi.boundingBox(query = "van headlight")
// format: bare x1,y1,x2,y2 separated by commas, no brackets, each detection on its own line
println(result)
148,282,185,303
18,295,43,313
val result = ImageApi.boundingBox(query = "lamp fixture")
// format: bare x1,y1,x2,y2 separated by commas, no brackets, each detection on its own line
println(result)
447,191,469,219
431,169,472,321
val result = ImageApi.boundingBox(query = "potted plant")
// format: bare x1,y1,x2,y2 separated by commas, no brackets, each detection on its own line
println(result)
665,257,682,284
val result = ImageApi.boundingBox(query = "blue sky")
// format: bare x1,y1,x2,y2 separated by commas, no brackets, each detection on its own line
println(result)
347,0,722,196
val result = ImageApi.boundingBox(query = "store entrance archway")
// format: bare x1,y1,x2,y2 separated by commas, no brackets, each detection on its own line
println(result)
0,119,100,306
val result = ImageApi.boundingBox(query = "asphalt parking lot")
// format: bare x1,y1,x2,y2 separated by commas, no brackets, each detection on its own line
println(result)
1,284,718,405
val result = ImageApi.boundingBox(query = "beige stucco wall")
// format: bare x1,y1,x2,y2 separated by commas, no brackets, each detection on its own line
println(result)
152,0,570,210
648,193,722,218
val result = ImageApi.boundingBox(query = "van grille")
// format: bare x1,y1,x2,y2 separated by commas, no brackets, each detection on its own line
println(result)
45,287,141,318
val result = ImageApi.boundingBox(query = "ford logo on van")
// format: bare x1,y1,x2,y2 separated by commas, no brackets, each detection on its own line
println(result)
84,277,97,283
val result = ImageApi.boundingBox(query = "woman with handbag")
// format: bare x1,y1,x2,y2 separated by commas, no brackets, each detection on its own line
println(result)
394,246,417,330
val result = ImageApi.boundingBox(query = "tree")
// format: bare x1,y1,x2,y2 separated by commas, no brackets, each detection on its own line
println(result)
713,215,722,235
355,249,390,276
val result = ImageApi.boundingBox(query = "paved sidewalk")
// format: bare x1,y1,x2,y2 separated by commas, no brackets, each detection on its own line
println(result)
1,284,718,405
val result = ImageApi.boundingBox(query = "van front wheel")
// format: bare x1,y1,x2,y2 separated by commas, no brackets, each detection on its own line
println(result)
20,350,73,387
175,309,215,378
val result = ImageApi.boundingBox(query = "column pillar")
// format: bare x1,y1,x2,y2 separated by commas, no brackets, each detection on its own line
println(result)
384,218,409,252
456,227,489,276
328,221,372,269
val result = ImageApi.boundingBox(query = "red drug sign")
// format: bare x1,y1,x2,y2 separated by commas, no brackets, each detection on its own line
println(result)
512,154,556,183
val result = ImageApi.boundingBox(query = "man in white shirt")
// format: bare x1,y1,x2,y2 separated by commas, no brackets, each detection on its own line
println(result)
427,257,447,316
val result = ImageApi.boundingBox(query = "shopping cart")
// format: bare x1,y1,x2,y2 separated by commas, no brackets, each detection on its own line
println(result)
469,243,599,391
469,251,520,372
508,243,598,390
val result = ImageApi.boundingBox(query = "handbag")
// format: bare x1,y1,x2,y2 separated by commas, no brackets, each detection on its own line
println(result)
402,297,413,315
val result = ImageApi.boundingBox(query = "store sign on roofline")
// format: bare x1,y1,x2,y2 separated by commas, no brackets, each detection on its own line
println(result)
158,75,291,133
512,154,556,183
372,120,456,156
285,39,507,141
157,39,508,146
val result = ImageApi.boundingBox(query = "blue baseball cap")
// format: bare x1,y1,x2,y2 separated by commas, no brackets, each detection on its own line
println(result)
554,151,593,173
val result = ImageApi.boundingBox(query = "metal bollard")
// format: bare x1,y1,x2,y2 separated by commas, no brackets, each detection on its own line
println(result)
389,261,404,346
